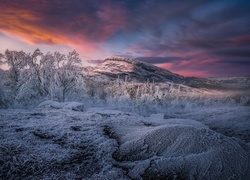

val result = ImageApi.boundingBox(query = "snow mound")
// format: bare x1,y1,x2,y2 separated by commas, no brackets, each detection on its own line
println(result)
144,114,206,127
114,120,250,179
37,100,84,111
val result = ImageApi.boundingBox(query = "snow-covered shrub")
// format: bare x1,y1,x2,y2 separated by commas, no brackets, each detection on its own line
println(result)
0,84,7,108
37,100,85,111
81,78,243,116
0,69,8,108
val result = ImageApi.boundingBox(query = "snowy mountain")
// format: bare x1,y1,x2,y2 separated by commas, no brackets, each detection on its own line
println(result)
92,57,185,83
85,57,231,90
84,57,250,91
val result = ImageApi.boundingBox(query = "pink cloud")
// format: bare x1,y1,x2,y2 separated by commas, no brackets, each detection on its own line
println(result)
228,34,250,46
174,70,210,77
157,63,174,69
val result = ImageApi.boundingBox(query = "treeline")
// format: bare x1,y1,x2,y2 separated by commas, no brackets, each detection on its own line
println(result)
0,49,161,109
1,49,243,114
0,49,84,107
0,49,191,111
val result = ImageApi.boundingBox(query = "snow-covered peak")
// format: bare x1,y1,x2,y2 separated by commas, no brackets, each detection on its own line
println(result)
101,56,171,73
82,56,250,90
91,56,184,83
103,56,139,64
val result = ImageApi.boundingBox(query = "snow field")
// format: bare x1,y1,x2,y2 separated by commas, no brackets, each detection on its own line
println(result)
1,103,249,179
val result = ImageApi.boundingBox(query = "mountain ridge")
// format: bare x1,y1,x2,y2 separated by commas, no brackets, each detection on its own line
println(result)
84,57,218,89
90,56,185,82
84,56,250,90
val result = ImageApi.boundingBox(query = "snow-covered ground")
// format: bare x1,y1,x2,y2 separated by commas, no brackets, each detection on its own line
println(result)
0,101,249,179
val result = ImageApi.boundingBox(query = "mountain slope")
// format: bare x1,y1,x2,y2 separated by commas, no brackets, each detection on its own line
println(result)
84,56,250,90
93,57,185,83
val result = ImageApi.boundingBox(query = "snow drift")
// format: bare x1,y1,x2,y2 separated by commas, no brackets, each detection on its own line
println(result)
0,104,249,179
113,120,250,179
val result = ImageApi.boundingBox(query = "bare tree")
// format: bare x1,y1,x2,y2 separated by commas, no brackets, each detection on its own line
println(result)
39,52,56,96
0,49,84,105
25,49,45,95
3,50,27,101
53,50,82,102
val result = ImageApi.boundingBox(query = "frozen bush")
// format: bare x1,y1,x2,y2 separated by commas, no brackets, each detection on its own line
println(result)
37,100,85,111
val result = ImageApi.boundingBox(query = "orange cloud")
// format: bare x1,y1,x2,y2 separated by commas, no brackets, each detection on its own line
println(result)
0,7,64,44
0,2,128,59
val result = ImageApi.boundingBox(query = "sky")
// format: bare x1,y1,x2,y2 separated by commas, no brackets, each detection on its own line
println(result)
0,0,250,77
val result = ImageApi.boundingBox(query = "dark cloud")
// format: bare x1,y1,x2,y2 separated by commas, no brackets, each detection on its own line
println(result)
183,39,227,49
214,48,250,57
137,57,182,64
218,59,250,66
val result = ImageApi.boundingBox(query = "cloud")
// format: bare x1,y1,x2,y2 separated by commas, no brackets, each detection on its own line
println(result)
228,35,250,47
122,1,250,77
0,0,127,57
223,59,250,66
136,57,183,64
0,0,250,77
214,48,250,57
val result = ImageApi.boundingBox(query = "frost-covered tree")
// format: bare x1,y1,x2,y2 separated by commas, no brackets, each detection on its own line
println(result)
0,69,7,108
0,53,4,64
0,54,8,107
26,49,44,95
0,49,86,106
39,52,56,96
2,50,28,102
25,49,55,97
53,50,82,102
